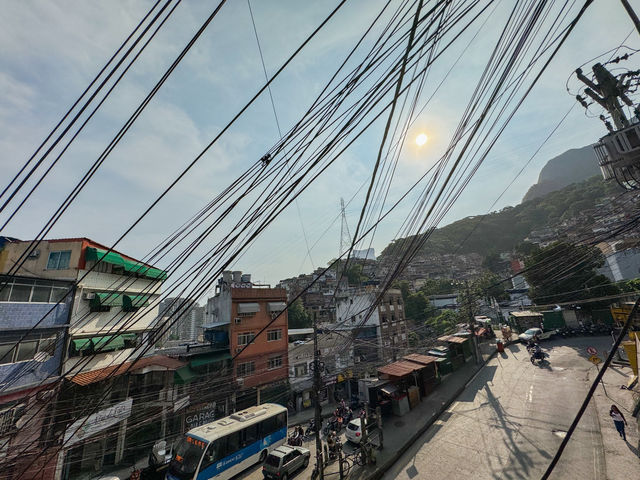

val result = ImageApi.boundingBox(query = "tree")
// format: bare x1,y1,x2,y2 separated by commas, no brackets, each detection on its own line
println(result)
524,242,620,305
427,310,458,335
287,299,311,329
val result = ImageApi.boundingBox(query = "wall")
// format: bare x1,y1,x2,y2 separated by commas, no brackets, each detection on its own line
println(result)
0,240,82,280
71,270,160,336
230,287,288,389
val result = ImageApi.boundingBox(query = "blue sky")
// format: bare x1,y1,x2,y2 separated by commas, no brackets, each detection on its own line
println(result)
1,0,639,292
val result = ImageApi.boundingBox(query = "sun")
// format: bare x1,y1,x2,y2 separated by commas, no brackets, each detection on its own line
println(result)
415,133,428,146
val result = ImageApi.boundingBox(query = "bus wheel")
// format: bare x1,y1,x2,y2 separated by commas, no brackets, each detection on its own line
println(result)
259,450,268,463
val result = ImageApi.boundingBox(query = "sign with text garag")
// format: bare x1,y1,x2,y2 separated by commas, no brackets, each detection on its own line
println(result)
63,398,133,447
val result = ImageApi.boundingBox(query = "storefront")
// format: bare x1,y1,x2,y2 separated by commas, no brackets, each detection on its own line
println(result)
61,398,133,480
403,353,439,396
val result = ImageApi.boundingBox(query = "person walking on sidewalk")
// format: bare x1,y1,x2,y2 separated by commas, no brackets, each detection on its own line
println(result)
609,404,628,441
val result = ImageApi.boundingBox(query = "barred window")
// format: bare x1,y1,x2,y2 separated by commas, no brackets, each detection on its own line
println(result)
237,332,255,346
236,361,255,376
268,356,283,370
267,329,282,342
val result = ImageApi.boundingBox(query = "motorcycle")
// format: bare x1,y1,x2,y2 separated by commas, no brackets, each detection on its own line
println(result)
530,348,547,365
288,430,303,447
304,418,319,440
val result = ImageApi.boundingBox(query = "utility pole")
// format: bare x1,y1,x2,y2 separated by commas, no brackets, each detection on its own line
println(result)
620,0,640,36
312,319,324,480
464,281,480,364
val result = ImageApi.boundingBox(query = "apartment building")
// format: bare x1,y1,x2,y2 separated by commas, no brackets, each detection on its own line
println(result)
205,271,289,409
0,237,166,479
336,286,409,365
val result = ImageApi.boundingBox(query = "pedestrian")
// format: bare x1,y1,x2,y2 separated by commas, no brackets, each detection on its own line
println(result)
609,404,628,440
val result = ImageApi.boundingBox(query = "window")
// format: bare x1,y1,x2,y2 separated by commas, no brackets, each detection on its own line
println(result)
224,431,240,457
0,333,59,365
9,284,31,302
267,329,282,342
46,251,71,270
268,356,283,370
236,361,255,377
260,412,286,437
0,277,70,304
15,341,38,362
294,363,307,377
241,424,258,447
237,332,255,346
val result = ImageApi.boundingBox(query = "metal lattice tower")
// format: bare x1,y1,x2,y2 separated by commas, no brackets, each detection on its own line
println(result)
339,198,352,256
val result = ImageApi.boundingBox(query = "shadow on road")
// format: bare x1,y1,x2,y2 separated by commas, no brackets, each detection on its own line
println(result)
483,383,552,480
626,440,640,457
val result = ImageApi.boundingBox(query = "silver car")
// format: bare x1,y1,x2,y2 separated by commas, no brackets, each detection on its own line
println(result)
262,445,310,480
518,327,555,343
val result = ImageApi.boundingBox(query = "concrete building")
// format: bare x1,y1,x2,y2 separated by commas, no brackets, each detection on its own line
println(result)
597,241,640,282
204,271,289,409
0,238,166,480
159,298,205,343
288,332,354,412
335,287,409,366
0,273,74,480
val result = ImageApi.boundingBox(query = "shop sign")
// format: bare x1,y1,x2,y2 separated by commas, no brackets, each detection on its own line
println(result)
64,398,133,447
185,402,217,430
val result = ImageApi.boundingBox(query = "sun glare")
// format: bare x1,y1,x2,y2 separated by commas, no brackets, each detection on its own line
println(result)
415,133,428,146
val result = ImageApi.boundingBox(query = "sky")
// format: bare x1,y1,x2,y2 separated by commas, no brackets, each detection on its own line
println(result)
1,0,639,294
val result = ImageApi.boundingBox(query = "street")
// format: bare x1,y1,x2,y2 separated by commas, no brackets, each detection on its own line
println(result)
382,336,625,480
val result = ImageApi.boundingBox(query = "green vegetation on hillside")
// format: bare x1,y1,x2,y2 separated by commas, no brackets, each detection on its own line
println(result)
381,175,623,259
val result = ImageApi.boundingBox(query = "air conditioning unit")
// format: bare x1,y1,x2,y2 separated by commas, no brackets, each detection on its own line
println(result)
236,377,244,386
234,318,242,324
27,249,40,259
82,292,96,300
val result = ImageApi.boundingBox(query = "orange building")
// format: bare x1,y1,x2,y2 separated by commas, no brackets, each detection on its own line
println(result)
205,271,289,409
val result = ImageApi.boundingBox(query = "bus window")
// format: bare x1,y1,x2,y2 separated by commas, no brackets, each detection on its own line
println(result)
261,416,277,436
168,436,206,479
241,424,258,447
224,431,241,457
201,439,225,470
276,412,286,430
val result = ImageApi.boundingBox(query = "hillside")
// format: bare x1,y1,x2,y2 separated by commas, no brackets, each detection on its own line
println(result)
381,175,623,259
522,145,599,202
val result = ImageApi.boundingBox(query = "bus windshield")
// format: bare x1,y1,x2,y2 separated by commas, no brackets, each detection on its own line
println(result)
168,435,207,479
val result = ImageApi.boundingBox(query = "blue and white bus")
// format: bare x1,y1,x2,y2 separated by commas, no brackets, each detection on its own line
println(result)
166,403,287,480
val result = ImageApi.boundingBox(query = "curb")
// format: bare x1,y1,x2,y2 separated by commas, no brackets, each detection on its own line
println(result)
363,347,498,480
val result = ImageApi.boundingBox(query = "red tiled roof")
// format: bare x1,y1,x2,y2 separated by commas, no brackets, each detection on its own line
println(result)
69,355,186,386
403,353,438,365
377,360,424,378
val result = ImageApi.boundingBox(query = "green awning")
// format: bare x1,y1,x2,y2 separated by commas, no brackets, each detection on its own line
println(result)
174,366,200,385
72,338,92,352
123,294,150,310
86,247,167,281
190,352,232,368
92,335,125,352
121,333,138,342
90,292,123,309
85,247,125,267
123,259,168,280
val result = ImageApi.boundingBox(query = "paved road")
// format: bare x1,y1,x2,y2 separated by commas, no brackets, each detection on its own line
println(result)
382,336,614,480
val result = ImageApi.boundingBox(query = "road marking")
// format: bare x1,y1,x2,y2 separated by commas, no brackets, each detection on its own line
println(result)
527,385,533,403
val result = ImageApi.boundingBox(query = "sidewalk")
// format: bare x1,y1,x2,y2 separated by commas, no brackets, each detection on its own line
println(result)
325,358,490,480
589,362,640,479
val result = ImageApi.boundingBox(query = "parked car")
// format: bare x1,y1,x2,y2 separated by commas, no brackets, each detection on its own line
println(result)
262,445,310,480
518,327,555,343
345,418,363,444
